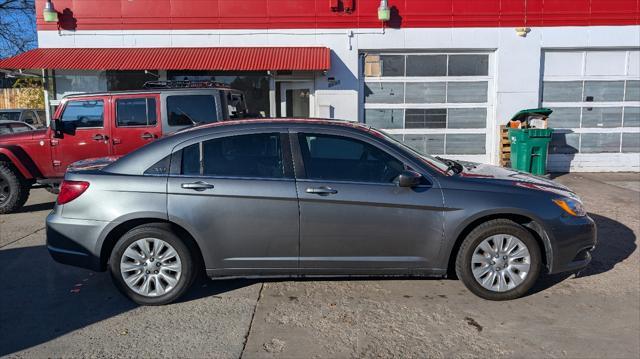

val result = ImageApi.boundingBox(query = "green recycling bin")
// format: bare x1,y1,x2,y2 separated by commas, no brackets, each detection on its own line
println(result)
508,128,554,175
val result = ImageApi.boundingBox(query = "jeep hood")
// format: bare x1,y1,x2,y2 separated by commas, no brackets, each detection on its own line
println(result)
0,129,47,143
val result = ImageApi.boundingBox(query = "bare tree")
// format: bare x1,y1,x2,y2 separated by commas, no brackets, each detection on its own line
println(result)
0,0,36,58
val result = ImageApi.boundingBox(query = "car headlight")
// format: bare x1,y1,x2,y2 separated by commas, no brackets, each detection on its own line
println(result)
553,198,587,217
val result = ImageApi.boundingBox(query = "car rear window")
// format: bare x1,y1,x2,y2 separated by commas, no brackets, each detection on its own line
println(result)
181,133,285,179
116,98,157,127
0,112,20,122
167,95,218,126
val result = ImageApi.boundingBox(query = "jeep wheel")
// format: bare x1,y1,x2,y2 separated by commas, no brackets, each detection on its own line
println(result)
0,163,30,214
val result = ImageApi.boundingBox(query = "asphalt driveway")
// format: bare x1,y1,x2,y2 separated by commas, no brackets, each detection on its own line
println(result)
0,173,638,358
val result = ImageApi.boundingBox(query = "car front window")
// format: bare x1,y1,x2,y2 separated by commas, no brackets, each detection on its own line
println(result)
370,128,451,173
61,100,104,128
298,133,404,183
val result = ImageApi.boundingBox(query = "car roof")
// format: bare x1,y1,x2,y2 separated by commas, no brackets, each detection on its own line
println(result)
63,87,237,99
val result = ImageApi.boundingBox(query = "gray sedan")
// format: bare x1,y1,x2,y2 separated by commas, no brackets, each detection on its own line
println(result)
46,119,596,305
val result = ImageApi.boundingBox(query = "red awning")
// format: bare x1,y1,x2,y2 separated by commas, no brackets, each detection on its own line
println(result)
0,47,331,71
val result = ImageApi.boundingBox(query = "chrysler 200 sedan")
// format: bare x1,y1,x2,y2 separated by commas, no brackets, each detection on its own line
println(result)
46,119,596,305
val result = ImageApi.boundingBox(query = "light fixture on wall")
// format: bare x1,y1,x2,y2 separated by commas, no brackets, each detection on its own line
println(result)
378,0,390,22
43,0,58,23
516,27,531,37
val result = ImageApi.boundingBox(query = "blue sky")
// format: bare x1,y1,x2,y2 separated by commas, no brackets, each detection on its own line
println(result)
0,2,37,59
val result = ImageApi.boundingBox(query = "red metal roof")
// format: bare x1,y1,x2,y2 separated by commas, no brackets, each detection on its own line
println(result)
0,47,331,71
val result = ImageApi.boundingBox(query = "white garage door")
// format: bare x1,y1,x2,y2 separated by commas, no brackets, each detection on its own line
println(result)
542,50,640,172
362,52,493,163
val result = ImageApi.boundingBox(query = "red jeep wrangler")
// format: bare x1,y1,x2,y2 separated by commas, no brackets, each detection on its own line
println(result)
0,81,248,213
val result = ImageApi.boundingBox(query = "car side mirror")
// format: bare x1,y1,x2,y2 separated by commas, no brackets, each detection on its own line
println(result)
397,170,423,188
50,118,63,138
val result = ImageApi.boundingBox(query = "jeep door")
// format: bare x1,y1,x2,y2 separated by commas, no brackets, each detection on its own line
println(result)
167,129,299,276
52,97,112,176
110,94,162,155
292,129,445,274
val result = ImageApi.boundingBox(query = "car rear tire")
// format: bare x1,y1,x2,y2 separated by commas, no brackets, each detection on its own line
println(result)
0,163,30,214
109,224,195,305
455,219,541,300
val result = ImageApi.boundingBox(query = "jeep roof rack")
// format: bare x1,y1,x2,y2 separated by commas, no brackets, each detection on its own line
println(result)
143,80,231,89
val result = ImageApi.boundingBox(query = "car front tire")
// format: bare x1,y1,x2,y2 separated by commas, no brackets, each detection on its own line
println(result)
109,224,195,305
455,219,542,301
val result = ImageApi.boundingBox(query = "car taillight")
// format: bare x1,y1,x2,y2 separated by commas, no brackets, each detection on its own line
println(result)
57,180,90,205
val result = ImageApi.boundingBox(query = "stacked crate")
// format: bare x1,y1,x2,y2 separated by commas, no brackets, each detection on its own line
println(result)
499,125,511,167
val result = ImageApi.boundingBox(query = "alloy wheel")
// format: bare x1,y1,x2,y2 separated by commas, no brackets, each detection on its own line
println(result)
120,238,182,297
471,234,531,292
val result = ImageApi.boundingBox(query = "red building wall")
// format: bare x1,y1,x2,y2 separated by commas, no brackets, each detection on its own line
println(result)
36,0,640,31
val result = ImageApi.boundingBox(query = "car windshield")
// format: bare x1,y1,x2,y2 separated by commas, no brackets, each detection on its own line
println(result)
0,112,21,122
370,128,452,174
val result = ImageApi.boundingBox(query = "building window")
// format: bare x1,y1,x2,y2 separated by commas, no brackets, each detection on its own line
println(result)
542,49,640,155
363,52,492,158
107,71,159,91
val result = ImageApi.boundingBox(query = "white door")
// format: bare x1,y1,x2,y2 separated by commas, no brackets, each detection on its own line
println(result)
280,81,315,118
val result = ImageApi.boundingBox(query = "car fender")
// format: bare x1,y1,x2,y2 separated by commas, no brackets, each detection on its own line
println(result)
441,207,554,271
95,211,170,259
0,146,36,179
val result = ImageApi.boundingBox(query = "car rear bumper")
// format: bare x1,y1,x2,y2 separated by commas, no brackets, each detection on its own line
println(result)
547,214,597,274
46,211,107,271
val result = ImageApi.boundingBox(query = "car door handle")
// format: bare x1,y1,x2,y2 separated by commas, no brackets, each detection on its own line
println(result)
306,186,338,196
181,181,214,191
92,134,108,141
141,132,156,140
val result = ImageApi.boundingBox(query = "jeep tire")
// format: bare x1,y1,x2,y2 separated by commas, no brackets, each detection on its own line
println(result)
0,163,30,214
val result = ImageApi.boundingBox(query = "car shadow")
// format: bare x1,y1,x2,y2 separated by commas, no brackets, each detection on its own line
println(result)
529,212,636,295
13,201,55,213
0,244,253,356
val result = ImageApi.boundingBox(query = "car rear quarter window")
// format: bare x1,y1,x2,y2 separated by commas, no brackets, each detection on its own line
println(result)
116,98,157,127
61,100,104,128
298,134,404,183
180,133,285,179
167,95,218,126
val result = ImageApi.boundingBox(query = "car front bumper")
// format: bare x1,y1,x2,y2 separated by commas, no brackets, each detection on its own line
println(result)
46,210,108,271
547,214,597,274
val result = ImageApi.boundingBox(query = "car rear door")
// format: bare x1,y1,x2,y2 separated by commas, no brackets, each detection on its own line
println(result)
52,96,112,176
292,129,445,274
110,94,162,156
166,129,299,276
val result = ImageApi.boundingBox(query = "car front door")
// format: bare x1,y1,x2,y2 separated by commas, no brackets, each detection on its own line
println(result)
52,97,112,176
293,130,445,274
110,94,162,156
167,130,299,276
